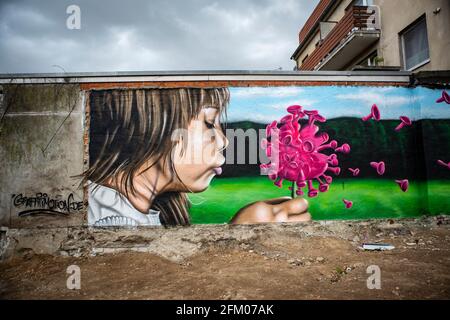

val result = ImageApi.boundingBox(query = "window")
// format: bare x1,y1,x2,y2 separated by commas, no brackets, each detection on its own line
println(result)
400,16,430,71
320,21,337,40
357,51,378,67
301,54,309,64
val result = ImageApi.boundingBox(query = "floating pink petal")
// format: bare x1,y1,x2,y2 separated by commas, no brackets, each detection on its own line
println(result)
362,104,381,121
436,91,450,104
343,199,353,209
395,179,409,192
395,116,412,131
349,168,360,176
437,160,450,169
370,161,385,175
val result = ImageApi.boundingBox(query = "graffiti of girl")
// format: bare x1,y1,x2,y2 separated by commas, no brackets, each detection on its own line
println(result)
84,88,310,227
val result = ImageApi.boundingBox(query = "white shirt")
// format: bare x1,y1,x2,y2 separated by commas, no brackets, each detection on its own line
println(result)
88,182,162,227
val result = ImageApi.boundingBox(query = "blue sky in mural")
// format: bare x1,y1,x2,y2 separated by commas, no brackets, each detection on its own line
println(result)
228,86,450,123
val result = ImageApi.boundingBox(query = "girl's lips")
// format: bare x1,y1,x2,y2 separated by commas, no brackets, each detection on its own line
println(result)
213,167,222,175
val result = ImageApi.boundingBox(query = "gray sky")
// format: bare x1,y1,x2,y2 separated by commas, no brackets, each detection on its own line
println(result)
0,0,319,73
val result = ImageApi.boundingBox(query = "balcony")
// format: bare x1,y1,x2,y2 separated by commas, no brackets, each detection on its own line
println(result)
300,6,381,71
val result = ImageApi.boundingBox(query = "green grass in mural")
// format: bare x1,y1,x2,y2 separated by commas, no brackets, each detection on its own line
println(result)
188,176,450,224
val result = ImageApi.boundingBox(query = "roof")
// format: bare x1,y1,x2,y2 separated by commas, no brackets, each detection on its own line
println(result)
0,70,411,84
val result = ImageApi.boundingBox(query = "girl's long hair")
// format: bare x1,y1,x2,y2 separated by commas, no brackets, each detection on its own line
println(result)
84,88,229,226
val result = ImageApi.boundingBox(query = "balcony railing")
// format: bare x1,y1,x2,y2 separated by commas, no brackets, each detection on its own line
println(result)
300,5,380,70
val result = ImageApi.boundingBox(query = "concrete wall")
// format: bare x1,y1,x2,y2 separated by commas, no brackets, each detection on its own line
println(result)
326,0,353,22
296,32,321,69
0,84,85,228
374,0,450,71
0,72,423,230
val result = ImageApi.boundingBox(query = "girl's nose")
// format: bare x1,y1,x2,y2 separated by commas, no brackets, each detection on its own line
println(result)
217,128,229,151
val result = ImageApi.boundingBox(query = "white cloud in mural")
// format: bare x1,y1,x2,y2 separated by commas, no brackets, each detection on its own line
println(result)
336,90,423,107
232,87,305,98
262,98,318,110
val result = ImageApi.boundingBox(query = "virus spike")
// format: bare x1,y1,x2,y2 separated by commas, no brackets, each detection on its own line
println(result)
297,168,306,182
327,154,339,166
317,140,338,152
318,182,329,193
296,180,307,188
287,105,305,117
309,114,326,126
319,132,329,143
280,114,294,123
335,143,351,154
327,166,341,176
268,173,277,181
307,180,318,197
274,178,283,188
322,174,333,184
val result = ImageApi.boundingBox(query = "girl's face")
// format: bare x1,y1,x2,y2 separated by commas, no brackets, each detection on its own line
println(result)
172,106,228,193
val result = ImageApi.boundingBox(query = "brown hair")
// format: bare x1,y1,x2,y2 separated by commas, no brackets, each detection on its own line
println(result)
84,88,229,226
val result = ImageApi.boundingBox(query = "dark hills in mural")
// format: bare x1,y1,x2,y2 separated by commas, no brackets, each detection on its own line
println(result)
221,118,450,180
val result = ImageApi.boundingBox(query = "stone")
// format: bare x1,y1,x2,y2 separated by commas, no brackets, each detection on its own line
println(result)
316,256,325,263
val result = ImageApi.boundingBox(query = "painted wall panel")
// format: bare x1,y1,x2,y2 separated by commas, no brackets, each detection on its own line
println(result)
86,86,450,226
0,82,448,228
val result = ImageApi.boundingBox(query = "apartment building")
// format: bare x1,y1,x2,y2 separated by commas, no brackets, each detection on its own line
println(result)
291,0,450,71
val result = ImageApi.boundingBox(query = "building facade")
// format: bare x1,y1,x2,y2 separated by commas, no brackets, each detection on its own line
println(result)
291,0,450,72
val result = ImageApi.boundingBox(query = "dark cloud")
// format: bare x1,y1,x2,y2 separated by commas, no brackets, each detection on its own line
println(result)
0,0,319,73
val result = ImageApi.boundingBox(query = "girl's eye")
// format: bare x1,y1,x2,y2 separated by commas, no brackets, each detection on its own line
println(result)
205,121,215,129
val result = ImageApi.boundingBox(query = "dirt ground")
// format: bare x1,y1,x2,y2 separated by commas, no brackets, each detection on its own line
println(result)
1,221,450,300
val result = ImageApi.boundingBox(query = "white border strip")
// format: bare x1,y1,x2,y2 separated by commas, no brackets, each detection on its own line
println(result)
0,74,410,84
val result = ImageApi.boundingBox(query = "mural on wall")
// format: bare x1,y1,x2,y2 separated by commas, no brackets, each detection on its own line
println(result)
86,87,450,227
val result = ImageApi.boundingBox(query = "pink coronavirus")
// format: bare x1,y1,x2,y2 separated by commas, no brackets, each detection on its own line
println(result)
260,105,350,198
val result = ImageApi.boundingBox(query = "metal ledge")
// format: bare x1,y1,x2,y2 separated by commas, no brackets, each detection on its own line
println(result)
0,70,411,84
